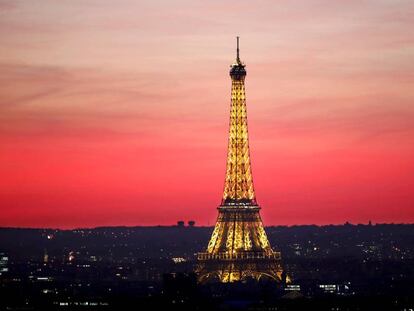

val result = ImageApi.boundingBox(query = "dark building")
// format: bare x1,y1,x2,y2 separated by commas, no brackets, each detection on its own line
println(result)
1,224,414,310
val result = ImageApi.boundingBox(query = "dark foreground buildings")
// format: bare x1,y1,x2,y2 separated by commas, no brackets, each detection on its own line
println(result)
1,224,414,310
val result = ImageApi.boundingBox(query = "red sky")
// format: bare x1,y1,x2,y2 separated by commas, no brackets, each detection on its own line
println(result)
1,0,414,228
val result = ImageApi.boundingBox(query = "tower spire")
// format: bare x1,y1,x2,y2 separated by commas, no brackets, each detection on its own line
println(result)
236,36,240,62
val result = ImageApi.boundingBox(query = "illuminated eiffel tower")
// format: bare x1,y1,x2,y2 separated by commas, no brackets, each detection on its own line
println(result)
196,38,284,283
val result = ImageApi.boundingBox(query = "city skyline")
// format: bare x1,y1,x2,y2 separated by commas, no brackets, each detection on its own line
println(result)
1,0,414,228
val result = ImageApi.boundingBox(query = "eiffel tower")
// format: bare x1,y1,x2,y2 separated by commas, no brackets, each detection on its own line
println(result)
196,38,284,283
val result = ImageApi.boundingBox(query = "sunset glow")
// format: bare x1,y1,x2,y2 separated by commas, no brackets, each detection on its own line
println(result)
1,0,414,228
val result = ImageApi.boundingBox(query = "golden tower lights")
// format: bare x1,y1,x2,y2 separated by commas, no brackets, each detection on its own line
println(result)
196,38,284,283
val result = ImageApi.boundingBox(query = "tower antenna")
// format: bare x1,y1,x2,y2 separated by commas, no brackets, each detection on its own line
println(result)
236,36,240,62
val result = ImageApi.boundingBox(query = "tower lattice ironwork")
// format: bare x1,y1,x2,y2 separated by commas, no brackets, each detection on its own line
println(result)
196,38,284,283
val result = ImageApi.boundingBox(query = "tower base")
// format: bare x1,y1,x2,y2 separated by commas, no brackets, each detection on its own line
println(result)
196,251,283,283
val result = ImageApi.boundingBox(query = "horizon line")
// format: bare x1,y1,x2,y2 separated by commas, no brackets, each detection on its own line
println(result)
1,222,413,231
